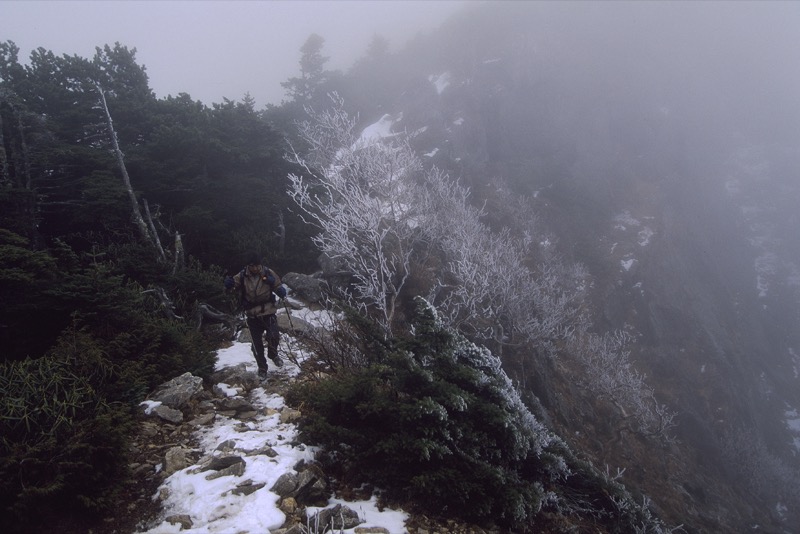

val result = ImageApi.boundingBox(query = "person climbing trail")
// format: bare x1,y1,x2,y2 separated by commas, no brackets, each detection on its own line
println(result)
225,251,287,380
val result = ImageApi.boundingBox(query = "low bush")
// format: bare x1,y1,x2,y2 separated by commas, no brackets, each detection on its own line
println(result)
288,298,567,529
0,329,132,532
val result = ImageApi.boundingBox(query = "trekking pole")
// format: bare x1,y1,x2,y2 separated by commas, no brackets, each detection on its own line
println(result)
282,298,295,330
280,298,301,368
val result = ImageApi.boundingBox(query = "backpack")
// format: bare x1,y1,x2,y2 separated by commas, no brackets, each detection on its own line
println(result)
238,266,279,309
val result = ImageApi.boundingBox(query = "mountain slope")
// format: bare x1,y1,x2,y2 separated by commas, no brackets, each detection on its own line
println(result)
334,2,800,530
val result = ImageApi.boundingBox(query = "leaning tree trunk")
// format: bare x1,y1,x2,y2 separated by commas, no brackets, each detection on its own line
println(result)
95,83,166,261
0,103,9,186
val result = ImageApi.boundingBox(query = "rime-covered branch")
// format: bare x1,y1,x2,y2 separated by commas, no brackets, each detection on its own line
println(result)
571,331,676,442
287,96,419,333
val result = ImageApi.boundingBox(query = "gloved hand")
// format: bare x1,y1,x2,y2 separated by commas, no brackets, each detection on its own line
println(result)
224,276,235,290
275,285,287,299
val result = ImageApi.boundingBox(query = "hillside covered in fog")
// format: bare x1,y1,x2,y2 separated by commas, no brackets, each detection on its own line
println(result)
326,2,800,530
2,2,799,532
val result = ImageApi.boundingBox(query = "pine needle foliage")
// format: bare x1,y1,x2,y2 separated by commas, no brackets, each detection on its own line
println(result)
288,298,566,529
0,328,132,532
288,298,679,532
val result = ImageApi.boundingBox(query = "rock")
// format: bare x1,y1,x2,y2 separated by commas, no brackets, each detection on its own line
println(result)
270,472,299,497
215,396,256,413
279,496,298,515
308,504,362,530
165,514,193,529
355,528,390,534
245,445,278,457
206,461,245,480
276,313,317,337
188,413,215,426
139,420,160,436
215,439,237,453
294,468,329,506
229,479,266,496
149,372,203,409
279,407,302,424
213,383,242,397
318,253,350,279
209,363,260,391
164,446,188,475
152,404,184,424
202,455,245,472
282,272,328,304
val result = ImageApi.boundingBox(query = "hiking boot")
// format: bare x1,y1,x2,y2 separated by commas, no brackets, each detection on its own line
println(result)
270,355,284,368
257,368,268,380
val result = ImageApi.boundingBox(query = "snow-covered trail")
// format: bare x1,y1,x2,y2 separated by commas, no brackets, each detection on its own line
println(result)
138,304,408,533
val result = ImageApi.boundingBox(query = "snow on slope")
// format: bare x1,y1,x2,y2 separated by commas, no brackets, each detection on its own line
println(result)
138,303,408,533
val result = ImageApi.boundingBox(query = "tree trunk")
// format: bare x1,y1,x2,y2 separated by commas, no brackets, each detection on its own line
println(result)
276,210,286,256
142,197,166,261
95,83,164,259
172,232,184,275
0,105,9,186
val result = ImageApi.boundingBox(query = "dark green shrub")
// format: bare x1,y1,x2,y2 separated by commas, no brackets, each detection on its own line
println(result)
0,328,132,532
287,298,566,529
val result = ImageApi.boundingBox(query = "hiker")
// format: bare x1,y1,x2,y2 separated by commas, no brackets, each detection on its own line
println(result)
224,252,287,379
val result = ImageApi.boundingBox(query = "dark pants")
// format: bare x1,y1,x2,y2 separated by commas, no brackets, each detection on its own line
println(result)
247,314,279,371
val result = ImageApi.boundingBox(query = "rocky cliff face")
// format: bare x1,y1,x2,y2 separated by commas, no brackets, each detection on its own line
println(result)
347,3,800,530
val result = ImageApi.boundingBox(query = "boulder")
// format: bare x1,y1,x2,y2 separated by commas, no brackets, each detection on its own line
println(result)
209,363,260,391
151,404,184,424
282,272,328,304
279,407,302,424
230,480,265,496
318,253,350,279
276,313,317,337
165,514,193,529
308,504,362,530
149,372,204,409
164,446,189,475
270,472,299,497
214,396,256,413
202,455,245,472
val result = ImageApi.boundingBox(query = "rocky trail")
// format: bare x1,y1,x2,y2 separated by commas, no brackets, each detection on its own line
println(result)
88,287,492,534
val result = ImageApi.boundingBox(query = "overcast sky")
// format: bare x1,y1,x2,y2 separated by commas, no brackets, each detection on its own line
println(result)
1,0,467,108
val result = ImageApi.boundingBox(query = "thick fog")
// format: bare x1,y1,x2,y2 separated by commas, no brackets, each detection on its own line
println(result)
1,0,466,107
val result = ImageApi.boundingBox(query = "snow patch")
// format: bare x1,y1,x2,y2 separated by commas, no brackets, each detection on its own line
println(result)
621,258,636,271
785,406,800,453
638,227,654,247
755,252,778,297
428,72,451,95
359,113,400,143
215,383,239,397
615,211,641,228
139,400,162,415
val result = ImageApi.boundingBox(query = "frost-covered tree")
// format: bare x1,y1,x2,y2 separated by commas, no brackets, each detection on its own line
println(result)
417,171,590,353
287,97,674,443
571,331,676,442
288,298,679,532
287,95,420,332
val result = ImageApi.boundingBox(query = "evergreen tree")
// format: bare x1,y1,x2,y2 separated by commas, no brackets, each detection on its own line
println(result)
281,33,330,104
